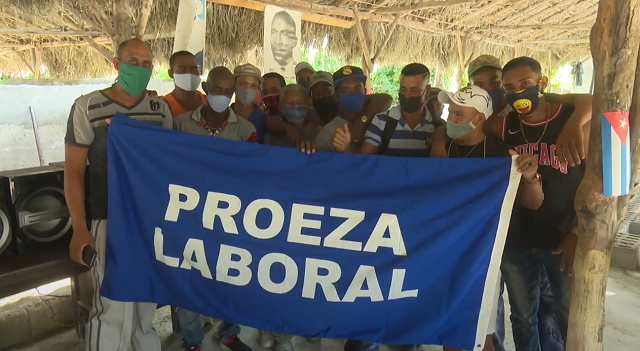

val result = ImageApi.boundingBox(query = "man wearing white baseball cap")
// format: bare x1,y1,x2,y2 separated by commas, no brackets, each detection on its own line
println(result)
437,85,543,351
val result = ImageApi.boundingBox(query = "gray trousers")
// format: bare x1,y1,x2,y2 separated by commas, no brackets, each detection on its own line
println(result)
86,220,161,351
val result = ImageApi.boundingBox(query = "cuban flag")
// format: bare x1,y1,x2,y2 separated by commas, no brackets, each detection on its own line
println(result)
602,111,631,197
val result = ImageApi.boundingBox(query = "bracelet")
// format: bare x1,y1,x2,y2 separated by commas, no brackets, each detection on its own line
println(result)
524,173,541,184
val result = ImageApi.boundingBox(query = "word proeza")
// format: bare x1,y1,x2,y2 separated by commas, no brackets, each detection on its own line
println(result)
155,184,418,302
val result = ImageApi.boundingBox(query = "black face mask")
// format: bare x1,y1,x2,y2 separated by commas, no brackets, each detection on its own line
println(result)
399,94,424,113
312,96,339,117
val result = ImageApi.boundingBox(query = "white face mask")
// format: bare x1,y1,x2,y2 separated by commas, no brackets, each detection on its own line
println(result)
173,73,201,92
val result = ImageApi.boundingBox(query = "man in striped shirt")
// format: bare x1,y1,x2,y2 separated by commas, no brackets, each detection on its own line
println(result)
64,38,172,351
332,63,443,156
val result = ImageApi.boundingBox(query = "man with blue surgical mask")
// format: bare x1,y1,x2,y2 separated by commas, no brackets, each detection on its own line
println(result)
232,64,268,143
300,65,371,153
172,67,256,351
264,84,319,147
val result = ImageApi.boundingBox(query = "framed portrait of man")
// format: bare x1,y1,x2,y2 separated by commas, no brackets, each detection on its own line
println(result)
263,5,302,80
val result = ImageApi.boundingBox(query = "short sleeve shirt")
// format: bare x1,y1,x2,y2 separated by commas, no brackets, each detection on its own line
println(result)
314,116,347,152
64,90,173,219
364,106,438,157
174,105,257,142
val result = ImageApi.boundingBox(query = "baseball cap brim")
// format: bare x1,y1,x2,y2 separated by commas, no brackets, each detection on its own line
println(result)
437,91,456,105
295,63,315,75
310,77,333,89
334,74,367,88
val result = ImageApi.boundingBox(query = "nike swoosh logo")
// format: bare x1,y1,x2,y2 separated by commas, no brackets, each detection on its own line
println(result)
508,129,520,134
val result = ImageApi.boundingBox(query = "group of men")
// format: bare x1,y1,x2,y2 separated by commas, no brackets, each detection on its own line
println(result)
64,37,592,351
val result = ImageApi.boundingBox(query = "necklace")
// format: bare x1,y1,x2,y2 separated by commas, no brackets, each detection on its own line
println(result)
197,108,228,136
519,103,551,145
448,136,486,158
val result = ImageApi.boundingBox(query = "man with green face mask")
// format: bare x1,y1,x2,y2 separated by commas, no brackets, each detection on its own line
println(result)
64,38,173,351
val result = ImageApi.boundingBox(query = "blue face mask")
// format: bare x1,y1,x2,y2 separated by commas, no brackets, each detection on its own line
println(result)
446,118,477,140
207,95,231,113
282,105,307,124
338,93,366,112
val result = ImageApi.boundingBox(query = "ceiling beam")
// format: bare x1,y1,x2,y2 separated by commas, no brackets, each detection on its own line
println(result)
477,23,593,31
207,0,354,28
373,0,477,14
0,28,104,36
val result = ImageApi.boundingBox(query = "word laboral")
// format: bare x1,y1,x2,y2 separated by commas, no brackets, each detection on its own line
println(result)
155,184,419,303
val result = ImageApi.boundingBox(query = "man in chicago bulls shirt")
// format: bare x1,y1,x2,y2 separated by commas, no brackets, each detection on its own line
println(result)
500,56,590,351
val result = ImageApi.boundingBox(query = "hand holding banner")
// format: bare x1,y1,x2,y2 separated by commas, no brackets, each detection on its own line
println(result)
103,114,520,350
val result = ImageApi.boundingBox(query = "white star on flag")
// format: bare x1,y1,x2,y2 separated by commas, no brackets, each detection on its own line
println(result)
620,119,627,128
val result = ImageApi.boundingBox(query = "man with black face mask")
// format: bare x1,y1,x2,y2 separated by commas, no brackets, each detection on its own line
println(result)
299,66,393,154
332,63,443,157
308,71,339,125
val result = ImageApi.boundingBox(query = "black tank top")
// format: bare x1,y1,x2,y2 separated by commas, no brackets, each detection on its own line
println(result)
502,103,584,249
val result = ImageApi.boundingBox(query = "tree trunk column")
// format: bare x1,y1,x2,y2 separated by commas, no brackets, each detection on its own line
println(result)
455,35,466,89
112,0,132,53
567,1,640,350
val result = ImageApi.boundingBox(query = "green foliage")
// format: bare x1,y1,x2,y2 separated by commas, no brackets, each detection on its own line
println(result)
370,65,402,100
152,66,171,80
301,48,348,74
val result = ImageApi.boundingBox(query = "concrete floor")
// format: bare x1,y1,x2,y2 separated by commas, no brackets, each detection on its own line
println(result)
5,268,640,351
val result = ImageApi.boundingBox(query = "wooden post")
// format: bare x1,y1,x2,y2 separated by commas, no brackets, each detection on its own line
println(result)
455,35,466,89
353,8,373,74
566,1,640,350
371,15,401,65
136,0,154,40
29,45,41,79
434,66,441,88
112,0,132,52
83,36,113,62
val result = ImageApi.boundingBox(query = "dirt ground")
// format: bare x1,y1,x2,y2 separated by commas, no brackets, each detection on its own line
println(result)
5,267,640,351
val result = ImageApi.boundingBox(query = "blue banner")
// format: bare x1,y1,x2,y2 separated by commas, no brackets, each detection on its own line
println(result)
103,114,520,350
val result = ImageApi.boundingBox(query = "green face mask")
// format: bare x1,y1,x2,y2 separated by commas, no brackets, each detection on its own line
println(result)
117,63,152,97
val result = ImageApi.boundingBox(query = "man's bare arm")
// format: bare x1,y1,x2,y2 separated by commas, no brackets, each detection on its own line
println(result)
430,126,448,158
363,94,393,117
546,93,593,166
64,145,89,232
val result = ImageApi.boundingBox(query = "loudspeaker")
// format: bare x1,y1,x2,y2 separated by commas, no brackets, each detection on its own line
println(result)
0,166,71,246
0,178,12,255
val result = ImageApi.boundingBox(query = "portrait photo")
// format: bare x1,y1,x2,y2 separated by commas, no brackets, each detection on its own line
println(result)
263,5,302,79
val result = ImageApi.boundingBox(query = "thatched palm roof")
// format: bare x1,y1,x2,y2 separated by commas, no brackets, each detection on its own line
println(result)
0,0,596,78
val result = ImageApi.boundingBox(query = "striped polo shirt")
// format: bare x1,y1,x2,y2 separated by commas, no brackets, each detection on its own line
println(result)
364,106,439,157
64,89,174,219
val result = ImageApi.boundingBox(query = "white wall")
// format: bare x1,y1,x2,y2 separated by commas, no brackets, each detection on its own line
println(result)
0,79,174,172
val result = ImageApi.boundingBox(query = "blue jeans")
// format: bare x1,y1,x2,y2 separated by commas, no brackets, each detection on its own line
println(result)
177,308,241,348
493,269,565,351
501,246,571,351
